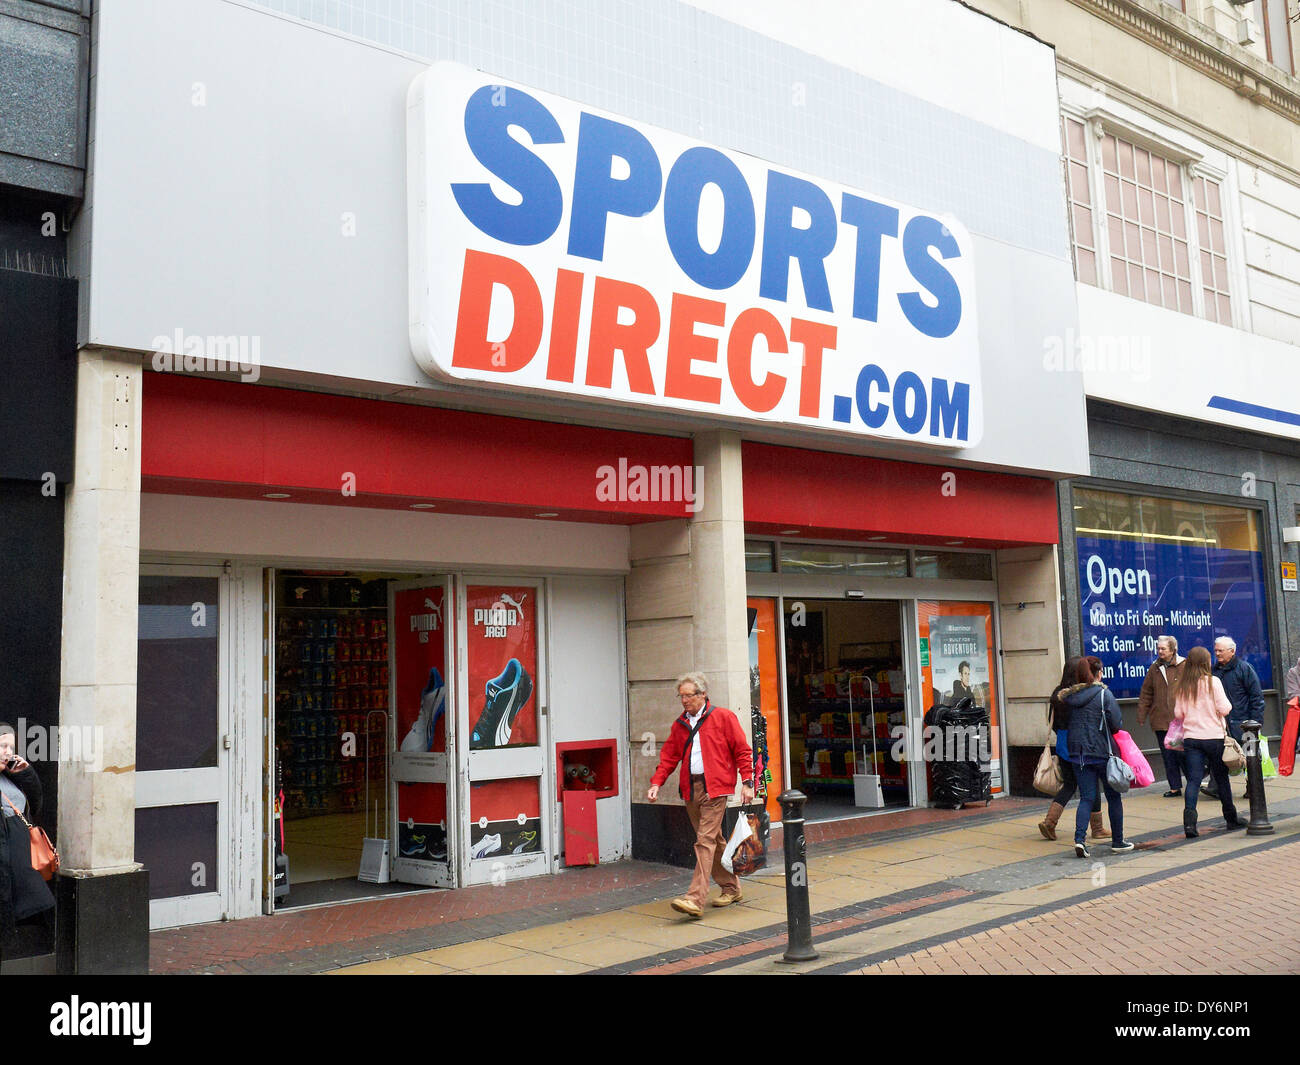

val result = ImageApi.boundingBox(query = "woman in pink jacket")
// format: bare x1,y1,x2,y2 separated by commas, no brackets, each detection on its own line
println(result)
1172,646,1243,838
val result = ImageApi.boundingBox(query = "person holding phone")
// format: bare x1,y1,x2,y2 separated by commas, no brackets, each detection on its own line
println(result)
0,723,55,959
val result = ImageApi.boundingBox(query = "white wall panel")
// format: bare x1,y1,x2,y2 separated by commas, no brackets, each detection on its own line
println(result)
86,0,1090,477
140,495,632,574
547,575,630,862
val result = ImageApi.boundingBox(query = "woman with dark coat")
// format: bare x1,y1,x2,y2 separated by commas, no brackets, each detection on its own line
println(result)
1061,659,1134,858
1038,656,1110,842
0,723,55,959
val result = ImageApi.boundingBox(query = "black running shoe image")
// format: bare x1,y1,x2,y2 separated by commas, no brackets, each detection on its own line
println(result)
471,658,533,749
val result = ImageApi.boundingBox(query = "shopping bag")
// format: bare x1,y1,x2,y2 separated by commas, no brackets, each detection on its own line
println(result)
1260,735,1277,779
720,808,753,873
1163,719,1185,751
1032,743,1062,796
731,808,769,876
1280,697,1299,777
1113,730,1154,788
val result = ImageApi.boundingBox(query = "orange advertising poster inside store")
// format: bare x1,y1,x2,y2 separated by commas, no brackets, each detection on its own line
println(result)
748,598,784,822
916,600,1001,795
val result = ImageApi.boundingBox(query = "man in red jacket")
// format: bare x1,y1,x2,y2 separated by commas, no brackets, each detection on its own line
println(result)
647,672,754,918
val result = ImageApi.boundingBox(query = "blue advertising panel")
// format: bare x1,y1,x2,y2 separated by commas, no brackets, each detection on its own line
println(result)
1076,535,1272,698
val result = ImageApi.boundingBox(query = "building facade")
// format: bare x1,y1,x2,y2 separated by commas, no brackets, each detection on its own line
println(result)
964,0,1300,785
0,0,88,974
54,0,1093,966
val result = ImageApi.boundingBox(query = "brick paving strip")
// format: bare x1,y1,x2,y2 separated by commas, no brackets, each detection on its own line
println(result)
150,798,1038,974
813,830,1300,975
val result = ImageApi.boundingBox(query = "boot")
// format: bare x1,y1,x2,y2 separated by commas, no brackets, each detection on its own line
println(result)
1184,809,1198,838
1038,802,1064,841
1089,811,1110,840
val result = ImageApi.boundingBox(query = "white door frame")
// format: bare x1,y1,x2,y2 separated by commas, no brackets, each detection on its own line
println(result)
136,563,232,929
457,576,550,886
389,575,457,888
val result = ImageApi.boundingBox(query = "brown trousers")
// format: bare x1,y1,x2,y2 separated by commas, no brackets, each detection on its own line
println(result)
684,777,740,907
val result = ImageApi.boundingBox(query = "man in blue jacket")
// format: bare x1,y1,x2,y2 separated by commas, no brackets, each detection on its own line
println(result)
1203,636,1265,800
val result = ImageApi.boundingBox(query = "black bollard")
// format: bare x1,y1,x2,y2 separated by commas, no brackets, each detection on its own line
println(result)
778,789,819,962
1240,720,1273,836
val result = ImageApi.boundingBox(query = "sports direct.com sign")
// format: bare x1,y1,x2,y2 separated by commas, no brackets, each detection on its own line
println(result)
408,62,982,445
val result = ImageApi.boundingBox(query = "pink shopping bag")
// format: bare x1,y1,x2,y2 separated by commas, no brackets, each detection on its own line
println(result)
1114,730,1154,788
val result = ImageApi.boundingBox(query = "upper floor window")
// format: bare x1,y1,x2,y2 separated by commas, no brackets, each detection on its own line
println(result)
1261,0,1294,75
1061,115,1232,326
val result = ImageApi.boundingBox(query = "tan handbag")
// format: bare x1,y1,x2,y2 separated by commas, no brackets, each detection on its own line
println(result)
1221,726,1246,776
1033,742,1062,795
2,793,59,881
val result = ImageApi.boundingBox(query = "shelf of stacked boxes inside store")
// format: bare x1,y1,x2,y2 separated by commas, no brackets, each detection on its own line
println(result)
275,606,391,819
797,669,907,786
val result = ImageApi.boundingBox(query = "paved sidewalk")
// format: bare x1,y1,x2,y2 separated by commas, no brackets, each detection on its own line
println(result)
853,838,1299,975
150,778,1300,975
329,776,1300,975
150,798,1035,973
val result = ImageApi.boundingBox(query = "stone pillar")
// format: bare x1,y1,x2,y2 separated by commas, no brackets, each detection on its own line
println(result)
996,544,1066,796
56,350,149,973
688,430,751,722
627,430,752,863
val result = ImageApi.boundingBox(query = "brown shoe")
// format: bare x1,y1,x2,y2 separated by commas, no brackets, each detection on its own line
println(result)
1090,812,1111,840
670,897,703,918
1038,802,1064,841
711,891,744,907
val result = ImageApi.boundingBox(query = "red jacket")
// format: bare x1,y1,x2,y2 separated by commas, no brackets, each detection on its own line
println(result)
651,703,754,801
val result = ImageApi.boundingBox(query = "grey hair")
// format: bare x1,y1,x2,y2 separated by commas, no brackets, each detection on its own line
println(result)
1214,636,1237,652
1156,634,1178,653
675,672,708,696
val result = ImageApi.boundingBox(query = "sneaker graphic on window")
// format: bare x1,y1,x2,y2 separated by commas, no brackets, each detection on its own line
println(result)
400,667,445,752
400,834,427,858
471,833,502,859
470,659,533,749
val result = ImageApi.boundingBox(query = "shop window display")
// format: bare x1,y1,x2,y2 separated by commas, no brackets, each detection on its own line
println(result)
917,601,1001,795
1073,487,1272,697
747,599,784,822
464,585,543,858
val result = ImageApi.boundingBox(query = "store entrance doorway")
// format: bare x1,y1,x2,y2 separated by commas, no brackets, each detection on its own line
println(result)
784,599,908,822
270,569,554,909
271,569,449,910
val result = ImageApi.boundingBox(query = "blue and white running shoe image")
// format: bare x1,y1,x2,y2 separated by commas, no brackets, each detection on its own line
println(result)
471,833,501,859
470,659,533,749
400,667,445,752
400,834,427,858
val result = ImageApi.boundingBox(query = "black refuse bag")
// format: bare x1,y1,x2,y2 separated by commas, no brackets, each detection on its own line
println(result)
923,697,992,809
